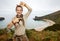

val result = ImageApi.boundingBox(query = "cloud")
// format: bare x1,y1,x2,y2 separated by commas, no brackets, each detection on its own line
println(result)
0,0,60,11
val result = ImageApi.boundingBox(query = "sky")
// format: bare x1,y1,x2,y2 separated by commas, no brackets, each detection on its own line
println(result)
0,0,60,15
0,0,60,29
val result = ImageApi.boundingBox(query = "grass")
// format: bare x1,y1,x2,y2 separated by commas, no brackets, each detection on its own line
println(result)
26,29,60,41
0,24,60,41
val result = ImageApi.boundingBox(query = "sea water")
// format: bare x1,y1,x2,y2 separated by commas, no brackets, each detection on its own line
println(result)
0,11,52,29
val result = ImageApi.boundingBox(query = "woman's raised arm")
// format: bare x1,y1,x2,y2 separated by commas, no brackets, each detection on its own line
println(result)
20,2,32,19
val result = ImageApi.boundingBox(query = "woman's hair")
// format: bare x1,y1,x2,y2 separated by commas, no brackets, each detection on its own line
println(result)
12,5,25,26
16,5,23,11
16,14,25,26
12,14,25,26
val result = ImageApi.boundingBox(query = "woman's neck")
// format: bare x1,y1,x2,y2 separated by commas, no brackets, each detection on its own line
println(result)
16,14,23,18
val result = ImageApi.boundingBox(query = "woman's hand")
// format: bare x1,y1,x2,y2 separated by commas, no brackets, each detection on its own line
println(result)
20,1,26,6
12,18,19,23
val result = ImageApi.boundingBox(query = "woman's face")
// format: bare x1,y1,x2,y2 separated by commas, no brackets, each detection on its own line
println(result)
16,7,23,15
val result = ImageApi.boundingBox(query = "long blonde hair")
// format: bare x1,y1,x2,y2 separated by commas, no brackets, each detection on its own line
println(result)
16,14,25,26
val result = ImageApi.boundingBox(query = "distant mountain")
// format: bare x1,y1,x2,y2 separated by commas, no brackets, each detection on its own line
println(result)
0,17,5,21
34,10,60,24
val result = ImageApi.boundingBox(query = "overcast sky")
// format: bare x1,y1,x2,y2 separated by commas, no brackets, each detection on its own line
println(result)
0,0,60,13
0,0,60,29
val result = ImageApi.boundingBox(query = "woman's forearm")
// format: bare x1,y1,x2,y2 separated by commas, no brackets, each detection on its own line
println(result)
24,3,32,19
19,2,32,19
19,2,32,12
24,3,32,12
7,22,13,29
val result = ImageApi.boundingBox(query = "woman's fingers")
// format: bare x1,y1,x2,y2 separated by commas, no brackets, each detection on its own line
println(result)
12,18,19,23
20,1,23,5
20,1,26,6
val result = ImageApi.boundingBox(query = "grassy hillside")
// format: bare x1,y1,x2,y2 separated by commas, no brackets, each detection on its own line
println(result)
0,24,60,41
34,10,60,24
44,24,60,31
26,29,60,41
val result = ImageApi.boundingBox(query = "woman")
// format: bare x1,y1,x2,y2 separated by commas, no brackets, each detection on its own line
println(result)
7,2,32,41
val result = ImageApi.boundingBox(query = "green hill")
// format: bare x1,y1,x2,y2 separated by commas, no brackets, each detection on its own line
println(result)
0,26,60,41
34,10,60,24
0,17,5,21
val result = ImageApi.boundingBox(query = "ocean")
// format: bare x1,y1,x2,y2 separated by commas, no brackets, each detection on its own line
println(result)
0,10,52,29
